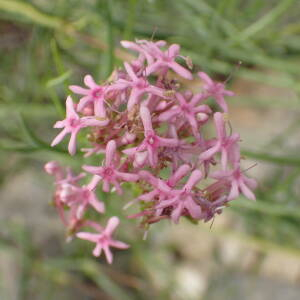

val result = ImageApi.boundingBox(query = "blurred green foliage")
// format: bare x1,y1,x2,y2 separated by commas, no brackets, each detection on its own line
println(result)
1,0,300,299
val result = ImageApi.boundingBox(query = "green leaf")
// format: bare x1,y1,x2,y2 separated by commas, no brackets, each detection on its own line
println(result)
242,149,300,166
46,70,72,88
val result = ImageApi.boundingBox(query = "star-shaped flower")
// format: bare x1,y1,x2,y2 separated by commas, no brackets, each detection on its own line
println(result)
198,72,234,112
83,140,139,194
51,96,108,155
77,217,129,264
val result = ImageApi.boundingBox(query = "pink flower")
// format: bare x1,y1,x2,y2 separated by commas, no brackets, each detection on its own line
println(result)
76,217,129,264
57,167,86,185
69,75,107,118
120,40,162,66
198,112,240,170
83,140,139,194
198,72,234,112
123,106,178,167
44,161,63,180
51,96,108,155
62,185,105,219
211,163,257,201
112,63,165,110
158,92,211,140
145,43,193,80
155,170,203,223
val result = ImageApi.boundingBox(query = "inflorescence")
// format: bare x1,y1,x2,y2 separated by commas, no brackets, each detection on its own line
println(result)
45,39,257,264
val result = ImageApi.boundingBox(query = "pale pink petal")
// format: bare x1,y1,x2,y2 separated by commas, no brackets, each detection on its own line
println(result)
168,44,180,57
199,142,221,162
184,170,202,191
139,190,158,202
169,62,193,80
103,245,113,264
145,61,164,76
68,130,79,155
94,97,106,118
76,204,86,219
124,62,138,81
93,243,102,257
76,232,99,242
221,148,228,170
110,240,130,249
244,177,257,190
158,108,179,122
82,117,109,127
105,216,119,235
84,74,97,89
215,95,228,112
127,88,143,111
53,120,65,128
77,96,92,112
83,165,102,174
224,90,235,96
169,164,191,187
115,171,139,182
140,106,153,131
228,180,239,200
146,85,164,98
147,146,157,167
88,175,102,190
90,196,105,213
105,140,116,167
51,128,68,147
157,136,178,147
214,112,225,140
120,40,143,53
103,179,110,192
156,197,178,209
210,170,230,180
194,104,212,114
198,72,213,85
69,85,89,95
66,96,78,119
239,180,256,201
185,197,202,219
171,202,184,224
123,147,138,156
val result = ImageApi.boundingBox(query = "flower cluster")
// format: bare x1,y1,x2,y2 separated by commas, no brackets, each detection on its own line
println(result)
45,39,257,263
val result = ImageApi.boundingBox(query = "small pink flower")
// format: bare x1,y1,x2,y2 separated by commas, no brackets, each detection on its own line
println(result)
199,112,240,170
112,63,165,110
155,170,203,223
83,140,139,194
124,106,178,168
211,163,257,201
145,43,193,80
77,217,129,264
198,72,234,112
158,92,211,140
51,96,108,155
70,75,107,118
61,185,105,219
44,161,63,180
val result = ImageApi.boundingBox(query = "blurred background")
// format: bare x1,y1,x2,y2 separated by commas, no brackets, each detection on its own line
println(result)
1,0,300,299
